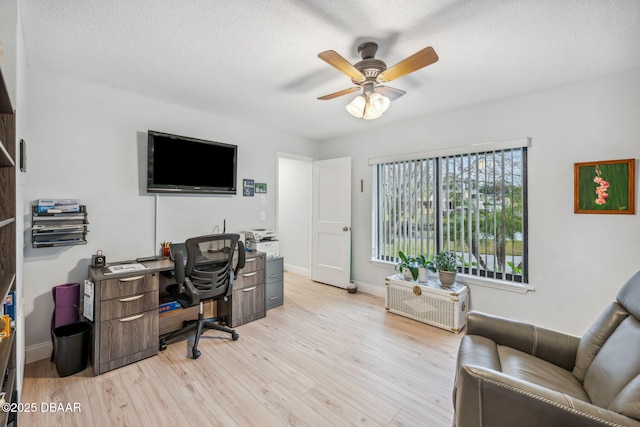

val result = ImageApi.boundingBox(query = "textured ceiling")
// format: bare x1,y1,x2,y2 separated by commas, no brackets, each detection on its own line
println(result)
19,0,640,141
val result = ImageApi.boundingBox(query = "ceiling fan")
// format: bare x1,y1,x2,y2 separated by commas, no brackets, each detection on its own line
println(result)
317,41,438,120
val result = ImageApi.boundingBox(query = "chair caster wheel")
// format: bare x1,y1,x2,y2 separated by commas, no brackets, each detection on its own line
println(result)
159,340,167,351
192,348,201,359
232,331,239,341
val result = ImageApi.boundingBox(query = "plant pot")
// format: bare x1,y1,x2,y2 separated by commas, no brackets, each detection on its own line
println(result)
418,267,428,283
403,269,412,281
439,270,457,287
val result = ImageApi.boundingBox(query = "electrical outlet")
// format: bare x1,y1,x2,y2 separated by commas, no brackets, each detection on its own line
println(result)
260,211,266,221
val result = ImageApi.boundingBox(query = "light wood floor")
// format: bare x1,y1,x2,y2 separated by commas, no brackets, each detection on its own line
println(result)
21,273,463,427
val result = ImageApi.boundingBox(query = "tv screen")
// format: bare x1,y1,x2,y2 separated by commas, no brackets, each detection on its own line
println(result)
147,131,237,195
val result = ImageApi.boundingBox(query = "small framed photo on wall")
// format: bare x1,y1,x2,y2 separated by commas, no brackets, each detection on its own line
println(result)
243,179,255,196
255,183,267,193
574,158,635,214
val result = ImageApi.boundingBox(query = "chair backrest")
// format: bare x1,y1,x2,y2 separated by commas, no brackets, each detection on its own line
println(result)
573,271,640,421
175,234,246,302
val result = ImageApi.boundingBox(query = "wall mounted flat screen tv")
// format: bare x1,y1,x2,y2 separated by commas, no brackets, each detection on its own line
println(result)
147,130,237,195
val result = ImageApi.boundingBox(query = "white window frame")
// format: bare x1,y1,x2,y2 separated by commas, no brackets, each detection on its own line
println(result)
370,138,535,293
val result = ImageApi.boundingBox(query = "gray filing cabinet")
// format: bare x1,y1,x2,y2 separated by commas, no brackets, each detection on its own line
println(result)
265,256,284,310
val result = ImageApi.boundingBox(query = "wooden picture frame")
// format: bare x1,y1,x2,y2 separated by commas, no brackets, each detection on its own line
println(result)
574,158,635,214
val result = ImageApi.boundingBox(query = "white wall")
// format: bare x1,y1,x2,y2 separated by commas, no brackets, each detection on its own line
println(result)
319,67,640,336
277,156,312,274
22,69,318,357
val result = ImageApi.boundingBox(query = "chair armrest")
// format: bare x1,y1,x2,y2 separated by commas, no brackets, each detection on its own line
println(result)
170,277,200,307
466,311,580,370
455,364,640,427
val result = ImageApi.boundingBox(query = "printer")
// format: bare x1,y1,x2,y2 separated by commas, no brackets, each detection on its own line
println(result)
242,228,276,242
242,228,279,258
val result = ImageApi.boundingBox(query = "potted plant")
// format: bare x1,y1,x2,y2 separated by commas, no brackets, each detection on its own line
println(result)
416,254,434,283
434,250,458,287
395,251,419,281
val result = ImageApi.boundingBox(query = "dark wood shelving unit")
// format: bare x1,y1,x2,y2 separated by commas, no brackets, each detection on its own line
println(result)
0,63,18,426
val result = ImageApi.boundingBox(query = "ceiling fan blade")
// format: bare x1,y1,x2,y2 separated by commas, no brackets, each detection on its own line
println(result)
377,46,438,82
318,50,365,82
376,85,406,101
317,87,360,100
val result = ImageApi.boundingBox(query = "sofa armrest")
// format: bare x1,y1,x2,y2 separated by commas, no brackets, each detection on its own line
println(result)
455,364,640,427
466,311,580,370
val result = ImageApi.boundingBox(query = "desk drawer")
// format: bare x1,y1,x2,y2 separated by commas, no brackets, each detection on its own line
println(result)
100,291,158,322
235,268,264,290
242,254,265,273
266,280,283,310
99,310,158,364
266,257,283,283
230,283,265,327
101,273,159,300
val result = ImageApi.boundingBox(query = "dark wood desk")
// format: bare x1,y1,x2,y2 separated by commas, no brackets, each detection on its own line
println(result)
85,251,265,375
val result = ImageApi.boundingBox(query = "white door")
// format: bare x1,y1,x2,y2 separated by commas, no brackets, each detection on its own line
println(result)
311,157,351,288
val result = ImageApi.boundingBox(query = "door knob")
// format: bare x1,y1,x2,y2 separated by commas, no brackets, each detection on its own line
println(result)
343,226,350,231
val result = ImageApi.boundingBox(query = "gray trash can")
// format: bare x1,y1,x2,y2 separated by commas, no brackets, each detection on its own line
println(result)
53,321,90,377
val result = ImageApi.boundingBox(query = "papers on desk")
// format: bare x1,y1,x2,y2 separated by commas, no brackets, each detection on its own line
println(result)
104,263,148,275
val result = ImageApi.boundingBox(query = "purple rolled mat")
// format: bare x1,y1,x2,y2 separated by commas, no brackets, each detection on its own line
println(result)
50,283,80,361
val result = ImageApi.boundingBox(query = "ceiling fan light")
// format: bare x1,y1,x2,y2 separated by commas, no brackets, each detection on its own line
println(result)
363,101,383,120
346,95,366,118
369,92,390,114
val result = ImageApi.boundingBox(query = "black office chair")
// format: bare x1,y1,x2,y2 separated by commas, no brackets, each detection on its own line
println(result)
159,233,245,359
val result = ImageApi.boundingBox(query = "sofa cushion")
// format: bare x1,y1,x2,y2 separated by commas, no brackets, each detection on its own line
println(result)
610,375,640,421
457,335,502,371
573,303,629,381
583,315,640,419
498,346,590,401
617,270,640,319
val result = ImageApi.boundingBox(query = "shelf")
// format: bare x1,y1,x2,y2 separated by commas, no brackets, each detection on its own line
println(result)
32,209,86,219
0,366,16,426
32,215,85,221
32,211,86,220
1,367,15,398
33,238,87,248
33,229,87,235
0,63,16,427
0,218,14,229
0,333,15,386
32,205,88,248
0,141,14,168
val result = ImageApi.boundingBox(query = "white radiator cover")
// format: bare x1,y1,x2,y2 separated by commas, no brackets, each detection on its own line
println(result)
385,274,469,333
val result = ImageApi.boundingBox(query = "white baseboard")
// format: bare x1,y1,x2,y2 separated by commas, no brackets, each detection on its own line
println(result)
26,341,52,364
353,280,386,297
281,269,385,298
284,264,309,277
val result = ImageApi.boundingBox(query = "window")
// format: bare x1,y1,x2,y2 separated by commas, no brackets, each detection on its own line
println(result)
372,139,528,284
